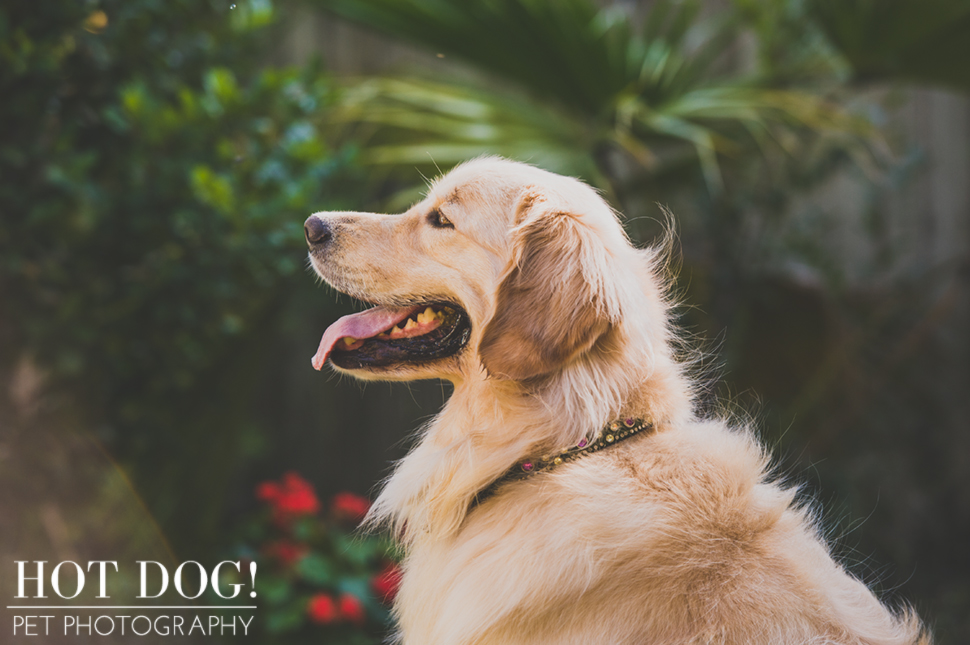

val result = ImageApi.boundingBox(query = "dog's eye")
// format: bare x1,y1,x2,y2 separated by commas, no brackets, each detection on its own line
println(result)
428,209,454,229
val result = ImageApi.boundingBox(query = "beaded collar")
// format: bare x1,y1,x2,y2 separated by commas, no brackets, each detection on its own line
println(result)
473,417,652,506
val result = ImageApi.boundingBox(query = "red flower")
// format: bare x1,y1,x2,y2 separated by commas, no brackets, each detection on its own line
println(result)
331,492,370,523
338,593,365,624
264,539,308,566
371,563,402,604
257,472,320,526
276,472,321,515
307,593,337,624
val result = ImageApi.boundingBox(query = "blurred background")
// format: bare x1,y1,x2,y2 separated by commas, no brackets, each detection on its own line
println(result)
1,0,967,642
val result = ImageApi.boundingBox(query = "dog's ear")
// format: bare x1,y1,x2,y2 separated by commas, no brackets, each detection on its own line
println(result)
479,189,620,380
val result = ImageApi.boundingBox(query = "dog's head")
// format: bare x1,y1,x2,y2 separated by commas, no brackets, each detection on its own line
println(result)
306,157,647,384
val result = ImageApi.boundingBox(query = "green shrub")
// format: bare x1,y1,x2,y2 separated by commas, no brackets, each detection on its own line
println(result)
0,0,362,552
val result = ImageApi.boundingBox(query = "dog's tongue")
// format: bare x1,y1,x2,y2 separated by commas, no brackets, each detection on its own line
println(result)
312,305,417,370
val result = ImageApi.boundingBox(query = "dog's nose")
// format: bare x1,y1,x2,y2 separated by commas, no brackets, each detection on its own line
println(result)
304,216,332,247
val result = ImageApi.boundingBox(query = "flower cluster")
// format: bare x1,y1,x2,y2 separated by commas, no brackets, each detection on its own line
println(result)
231,472,401,643
307,592,366,625
256,471,321,526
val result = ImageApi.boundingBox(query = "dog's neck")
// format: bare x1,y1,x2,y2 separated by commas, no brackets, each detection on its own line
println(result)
364,322,692,545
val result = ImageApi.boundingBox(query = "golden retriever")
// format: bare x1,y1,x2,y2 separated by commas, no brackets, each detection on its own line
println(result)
304,158,929,645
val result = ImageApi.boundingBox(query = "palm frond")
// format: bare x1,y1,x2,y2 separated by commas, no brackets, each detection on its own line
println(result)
333,78,600,182
321,0,881,195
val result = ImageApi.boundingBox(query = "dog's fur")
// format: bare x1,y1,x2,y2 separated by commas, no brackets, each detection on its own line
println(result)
308,158,929,645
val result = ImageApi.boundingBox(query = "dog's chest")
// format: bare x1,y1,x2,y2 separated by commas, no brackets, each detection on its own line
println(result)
392,479,680,645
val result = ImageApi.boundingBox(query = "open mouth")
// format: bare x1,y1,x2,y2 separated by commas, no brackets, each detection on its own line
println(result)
312,301,471,371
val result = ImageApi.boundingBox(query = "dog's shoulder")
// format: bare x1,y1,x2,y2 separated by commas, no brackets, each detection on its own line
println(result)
622,420,793,527
554,419,793,534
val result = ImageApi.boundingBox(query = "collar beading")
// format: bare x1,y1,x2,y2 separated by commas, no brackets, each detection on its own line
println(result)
473,417,652,506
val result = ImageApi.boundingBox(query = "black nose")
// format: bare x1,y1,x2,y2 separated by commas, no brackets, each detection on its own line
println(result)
304,216,332,246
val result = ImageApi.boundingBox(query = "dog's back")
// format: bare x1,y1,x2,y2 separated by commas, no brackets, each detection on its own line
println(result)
392,420,927,645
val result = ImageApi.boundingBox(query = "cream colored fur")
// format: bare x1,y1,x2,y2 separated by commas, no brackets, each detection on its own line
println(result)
307,158,929,645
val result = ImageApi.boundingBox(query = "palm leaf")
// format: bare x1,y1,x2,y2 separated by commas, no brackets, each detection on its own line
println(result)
320,0,879,194
334,78,599,179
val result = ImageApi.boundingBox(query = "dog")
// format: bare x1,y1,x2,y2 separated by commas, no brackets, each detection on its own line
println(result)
304,158,929,645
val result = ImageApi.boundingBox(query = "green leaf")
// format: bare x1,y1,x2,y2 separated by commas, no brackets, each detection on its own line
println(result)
205,68,241,107
189,164,236,214
264,601,305,634
296,553,334,586
258,575,292,606
230,0,277,32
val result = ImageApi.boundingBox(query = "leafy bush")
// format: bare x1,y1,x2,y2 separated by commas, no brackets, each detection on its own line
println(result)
0,0,363,551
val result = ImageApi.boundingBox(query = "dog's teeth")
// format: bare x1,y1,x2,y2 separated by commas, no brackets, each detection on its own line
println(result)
404,318,417,330
391,325,402,334
343,337,357,345
421,307,436,323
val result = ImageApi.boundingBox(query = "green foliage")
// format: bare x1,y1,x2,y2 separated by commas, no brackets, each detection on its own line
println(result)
735,0,970,92
319,0,875,196
318,0,631,114
809,0,970,90
0,0,362,552
732,0,849,82
336,77,600,192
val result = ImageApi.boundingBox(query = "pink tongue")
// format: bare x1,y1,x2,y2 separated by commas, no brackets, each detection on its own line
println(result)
312,305,418,370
